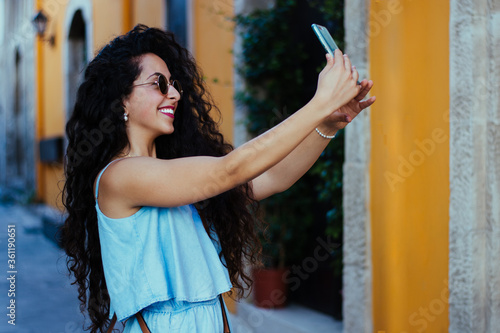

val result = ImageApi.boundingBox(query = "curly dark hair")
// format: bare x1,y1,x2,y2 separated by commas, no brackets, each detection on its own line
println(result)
61,24,262,333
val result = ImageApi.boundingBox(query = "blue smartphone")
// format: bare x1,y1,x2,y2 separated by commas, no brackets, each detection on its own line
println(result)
312,24,360,85
311,24,339,57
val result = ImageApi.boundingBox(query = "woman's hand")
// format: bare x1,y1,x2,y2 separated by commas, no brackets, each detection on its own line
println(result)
318,79,376,133
311,50,361,116
250,79,374,201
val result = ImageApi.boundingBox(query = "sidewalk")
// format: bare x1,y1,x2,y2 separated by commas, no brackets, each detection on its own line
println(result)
0,203,92,333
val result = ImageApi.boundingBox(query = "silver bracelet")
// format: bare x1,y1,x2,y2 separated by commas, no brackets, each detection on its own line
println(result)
315,127,336,139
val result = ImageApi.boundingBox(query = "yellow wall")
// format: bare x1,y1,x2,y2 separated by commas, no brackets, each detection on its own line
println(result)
93,0,164,57
132,0,164,29
369,0,449,331
93,0,124,51
193,0,235,143
36,0,65,208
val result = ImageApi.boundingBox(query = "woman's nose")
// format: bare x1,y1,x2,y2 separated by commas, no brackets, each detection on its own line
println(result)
167,84,182,101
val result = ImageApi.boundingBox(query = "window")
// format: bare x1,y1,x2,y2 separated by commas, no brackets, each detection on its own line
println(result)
66,9,86,119
165,0,187,47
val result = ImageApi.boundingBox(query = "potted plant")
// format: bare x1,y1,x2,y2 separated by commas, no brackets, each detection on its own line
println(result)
252,182,317,308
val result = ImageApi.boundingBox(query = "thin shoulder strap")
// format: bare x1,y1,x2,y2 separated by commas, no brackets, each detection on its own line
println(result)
106,312,150,333
106,297,227,332
106,313,117,333
95,158,127,199
220,294,231,333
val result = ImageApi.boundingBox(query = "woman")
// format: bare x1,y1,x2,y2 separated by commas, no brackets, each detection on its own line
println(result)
62,24,374,333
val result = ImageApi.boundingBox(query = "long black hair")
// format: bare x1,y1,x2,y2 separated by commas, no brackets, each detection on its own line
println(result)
62,24,261,332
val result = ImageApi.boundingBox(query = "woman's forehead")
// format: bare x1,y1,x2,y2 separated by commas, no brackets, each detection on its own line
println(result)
138,53,171,78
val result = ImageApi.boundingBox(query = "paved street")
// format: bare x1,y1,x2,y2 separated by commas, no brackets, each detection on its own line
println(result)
0,203,95,333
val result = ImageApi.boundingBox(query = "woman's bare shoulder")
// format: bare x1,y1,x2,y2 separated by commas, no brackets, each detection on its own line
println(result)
94,157,150,218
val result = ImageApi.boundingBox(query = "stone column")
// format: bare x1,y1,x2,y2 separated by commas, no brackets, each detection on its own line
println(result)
448,0,500,332
343,0,373,332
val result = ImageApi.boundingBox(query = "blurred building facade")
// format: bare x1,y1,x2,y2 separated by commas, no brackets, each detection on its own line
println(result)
0,0,36,196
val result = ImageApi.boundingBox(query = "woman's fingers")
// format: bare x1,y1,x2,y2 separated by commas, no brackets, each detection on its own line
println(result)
315,49,371,113
343,54,351,72
325,53,335,70
319,53,334,78
326,53,334,66
334,49,344,68
328,111,352,124
342,53,361,90
352,65,359,84
359,96,377,110
355,80,373,101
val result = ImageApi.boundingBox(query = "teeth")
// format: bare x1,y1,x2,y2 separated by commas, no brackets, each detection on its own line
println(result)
159,108,174,115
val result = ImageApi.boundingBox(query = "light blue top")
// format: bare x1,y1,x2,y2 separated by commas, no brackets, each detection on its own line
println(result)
95,160,232,322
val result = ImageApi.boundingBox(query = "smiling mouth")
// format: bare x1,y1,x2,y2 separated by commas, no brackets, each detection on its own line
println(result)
159,107,175,118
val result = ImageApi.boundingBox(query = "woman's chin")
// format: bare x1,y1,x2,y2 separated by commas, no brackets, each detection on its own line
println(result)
162,126,175,136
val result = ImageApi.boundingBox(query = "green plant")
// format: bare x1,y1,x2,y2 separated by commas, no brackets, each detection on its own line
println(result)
235,0,345,274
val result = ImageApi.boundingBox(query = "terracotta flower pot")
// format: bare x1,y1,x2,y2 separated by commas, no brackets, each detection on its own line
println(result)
253,267,289,308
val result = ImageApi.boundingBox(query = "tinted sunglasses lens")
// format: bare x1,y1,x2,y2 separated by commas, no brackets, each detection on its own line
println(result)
157,74,168,94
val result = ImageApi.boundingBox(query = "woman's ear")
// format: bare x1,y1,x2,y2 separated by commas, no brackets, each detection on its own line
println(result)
121,102,129,122
110,97,128,115
121,98,131,116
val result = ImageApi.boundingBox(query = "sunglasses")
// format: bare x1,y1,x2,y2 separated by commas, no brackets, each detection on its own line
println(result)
133,73,183,98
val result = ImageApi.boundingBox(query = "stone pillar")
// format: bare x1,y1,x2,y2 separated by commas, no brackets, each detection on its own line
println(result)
448,0,500,332
343,0,372,332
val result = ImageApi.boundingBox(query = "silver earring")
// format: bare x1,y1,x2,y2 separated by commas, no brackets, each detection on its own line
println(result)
123,113,128,122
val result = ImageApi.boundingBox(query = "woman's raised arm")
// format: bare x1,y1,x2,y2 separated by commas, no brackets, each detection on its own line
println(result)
98,50,360,211
250,79,375,201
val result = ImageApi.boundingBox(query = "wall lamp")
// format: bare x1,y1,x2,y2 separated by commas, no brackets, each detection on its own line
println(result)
33,10,56,47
